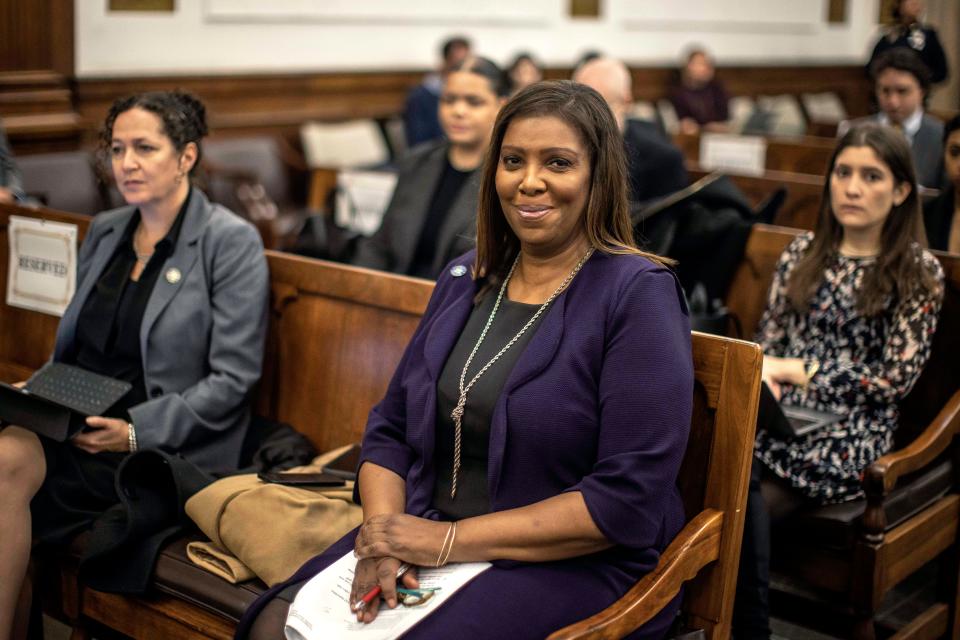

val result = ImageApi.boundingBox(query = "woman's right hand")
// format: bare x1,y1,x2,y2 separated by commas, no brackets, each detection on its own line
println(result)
350,556,419,623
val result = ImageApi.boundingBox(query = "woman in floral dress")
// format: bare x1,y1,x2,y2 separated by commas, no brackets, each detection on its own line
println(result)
734,123,945,639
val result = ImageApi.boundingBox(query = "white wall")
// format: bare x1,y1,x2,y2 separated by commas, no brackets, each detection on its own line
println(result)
76,0,884,77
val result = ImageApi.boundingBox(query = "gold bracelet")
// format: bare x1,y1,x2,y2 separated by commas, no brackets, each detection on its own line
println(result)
802,360,820,388
435,522,454,568
438,522,457,567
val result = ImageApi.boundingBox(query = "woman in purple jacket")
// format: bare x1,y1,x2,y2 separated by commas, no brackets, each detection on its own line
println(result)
238,80,693,640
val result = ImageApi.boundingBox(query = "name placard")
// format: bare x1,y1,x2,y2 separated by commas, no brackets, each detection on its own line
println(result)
7,216,78,317
699,133,768,177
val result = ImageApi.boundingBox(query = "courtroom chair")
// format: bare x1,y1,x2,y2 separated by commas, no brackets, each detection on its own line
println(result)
756,95,807,138
726,224,960,640
381,115,408,160
801,92,847,137
657,99,680,135
17,150,108,215
201,135,308,248
550,332,762,640
727,96,756,134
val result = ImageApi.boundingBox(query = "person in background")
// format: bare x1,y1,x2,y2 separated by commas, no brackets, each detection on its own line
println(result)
574,57,688,205
733,124,944,638
867,0,948,85
840,48,945,189
0,121,24,203
668,47,730,134
354,57,508,279
0,91,269,640
506,52,543,95
237,79,692,640
403,35,472,147
923,115,960,251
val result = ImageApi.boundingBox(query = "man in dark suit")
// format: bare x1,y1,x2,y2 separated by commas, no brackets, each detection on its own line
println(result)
839,48,944,189
573,57,688,205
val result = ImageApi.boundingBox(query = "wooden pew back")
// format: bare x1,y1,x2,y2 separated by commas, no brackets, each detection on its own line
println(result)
0,203,91,383
675,132,837,177
726,224,960,448
255,253,432,451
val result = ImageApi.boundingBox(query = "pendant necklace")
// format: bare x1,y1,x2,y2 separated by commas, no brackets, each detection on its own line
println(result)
449,247,594,498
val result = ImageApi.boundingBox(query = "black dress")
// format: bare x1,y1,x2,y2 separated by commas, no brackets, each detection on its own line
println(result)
32,197,188,544
432,291,543,520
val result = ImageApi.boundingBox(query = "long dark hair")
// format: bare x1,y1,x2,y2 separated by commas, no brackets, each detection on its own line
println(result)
474,80,662,289
786,123,938,316
100,90,209,177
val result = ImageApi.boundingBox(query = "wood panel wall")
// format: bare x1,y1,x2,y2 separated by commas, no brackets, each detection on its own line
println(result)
63,64,872,151
0,0,80,153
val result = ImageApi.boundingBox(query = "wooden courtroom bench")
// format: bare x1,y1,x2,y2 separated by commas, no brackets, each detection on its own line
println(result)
675,132,837,177
2,201,762,640
724,224,960,639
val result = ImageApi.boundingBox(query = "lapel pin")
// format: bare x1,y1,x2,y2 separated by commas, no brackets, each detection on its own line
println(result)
165,267,182,284
450,265,467,277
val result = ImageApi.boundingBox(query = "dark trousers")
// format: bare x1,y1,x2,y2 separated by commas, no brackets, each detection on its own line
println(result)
733,460,773,639
733,389,806,639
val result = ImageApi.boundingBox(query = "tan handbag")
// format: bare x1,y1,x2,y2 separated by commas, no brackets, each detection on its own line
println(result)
185,446,362,586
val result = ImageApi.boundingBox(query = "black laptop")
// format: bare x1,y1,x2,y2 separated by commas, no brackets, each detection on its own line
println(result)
760,382,842,439
0,362,132,442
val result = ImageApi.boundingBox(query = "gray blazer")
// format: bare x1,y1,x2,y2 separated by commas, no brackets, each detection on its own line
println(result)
53,189,269,472
841,113,945,189
353,140,479,278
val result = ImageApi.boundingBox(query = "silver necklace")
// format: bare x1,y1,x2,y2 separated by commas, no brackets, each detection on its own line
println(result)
449,247,594,498
133,225,154,264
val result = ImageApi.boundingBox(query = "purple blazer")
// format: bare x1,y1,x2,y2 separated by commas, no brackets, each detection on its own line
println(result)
360,249,693,556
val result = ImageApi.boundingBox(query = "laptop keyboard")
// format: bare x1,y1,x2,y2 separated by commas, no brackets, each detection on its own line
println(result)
26,363,132,416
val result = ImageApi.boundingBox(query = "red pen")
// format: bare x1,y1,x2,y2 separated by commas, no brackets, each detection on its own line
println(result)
353,563,412,611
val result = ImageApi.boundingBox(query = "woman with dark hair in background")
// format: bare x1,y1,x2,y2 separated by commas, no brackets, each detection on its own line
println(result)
238,80,692,640
506,51,543,95
733,124,944,638
668,47,730,134
923,114,960,251
867,0,949,85
353,56,509,279
0,91,268,640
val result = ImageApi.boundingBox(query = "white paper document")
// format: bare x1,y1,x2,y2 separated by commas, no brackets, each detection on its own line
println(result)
6,216,78,317
285,552,490,640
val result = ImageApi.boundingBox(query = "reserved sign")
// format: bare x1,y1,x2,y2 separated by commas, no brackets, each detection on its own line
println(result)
7,216,78,317
699,133,768,177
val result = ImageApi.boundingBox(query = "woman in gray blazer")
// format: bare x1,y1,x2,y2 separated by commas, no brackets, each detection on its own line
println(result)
0,91,268,637
353,56,509,279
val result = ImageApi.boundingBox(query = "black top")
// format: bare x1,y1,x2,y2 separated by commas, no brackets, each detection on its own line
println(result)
409,159,472,279
432,289,544,520
71,191,190,416
923,188,956,252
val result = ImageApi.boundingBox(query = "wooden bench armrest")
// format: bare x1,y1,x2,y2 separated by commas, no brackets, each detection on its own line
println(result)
546,509,724,640
860,388,960,538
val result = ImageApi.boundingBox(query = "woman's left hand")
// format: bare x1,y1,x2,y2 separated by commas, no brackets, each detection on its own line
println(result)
72,416,130,454
354,514,452,567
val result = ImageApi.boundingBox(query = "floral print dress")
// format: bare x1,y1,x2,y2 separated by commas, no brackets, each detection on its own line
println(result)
754,233,944,503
